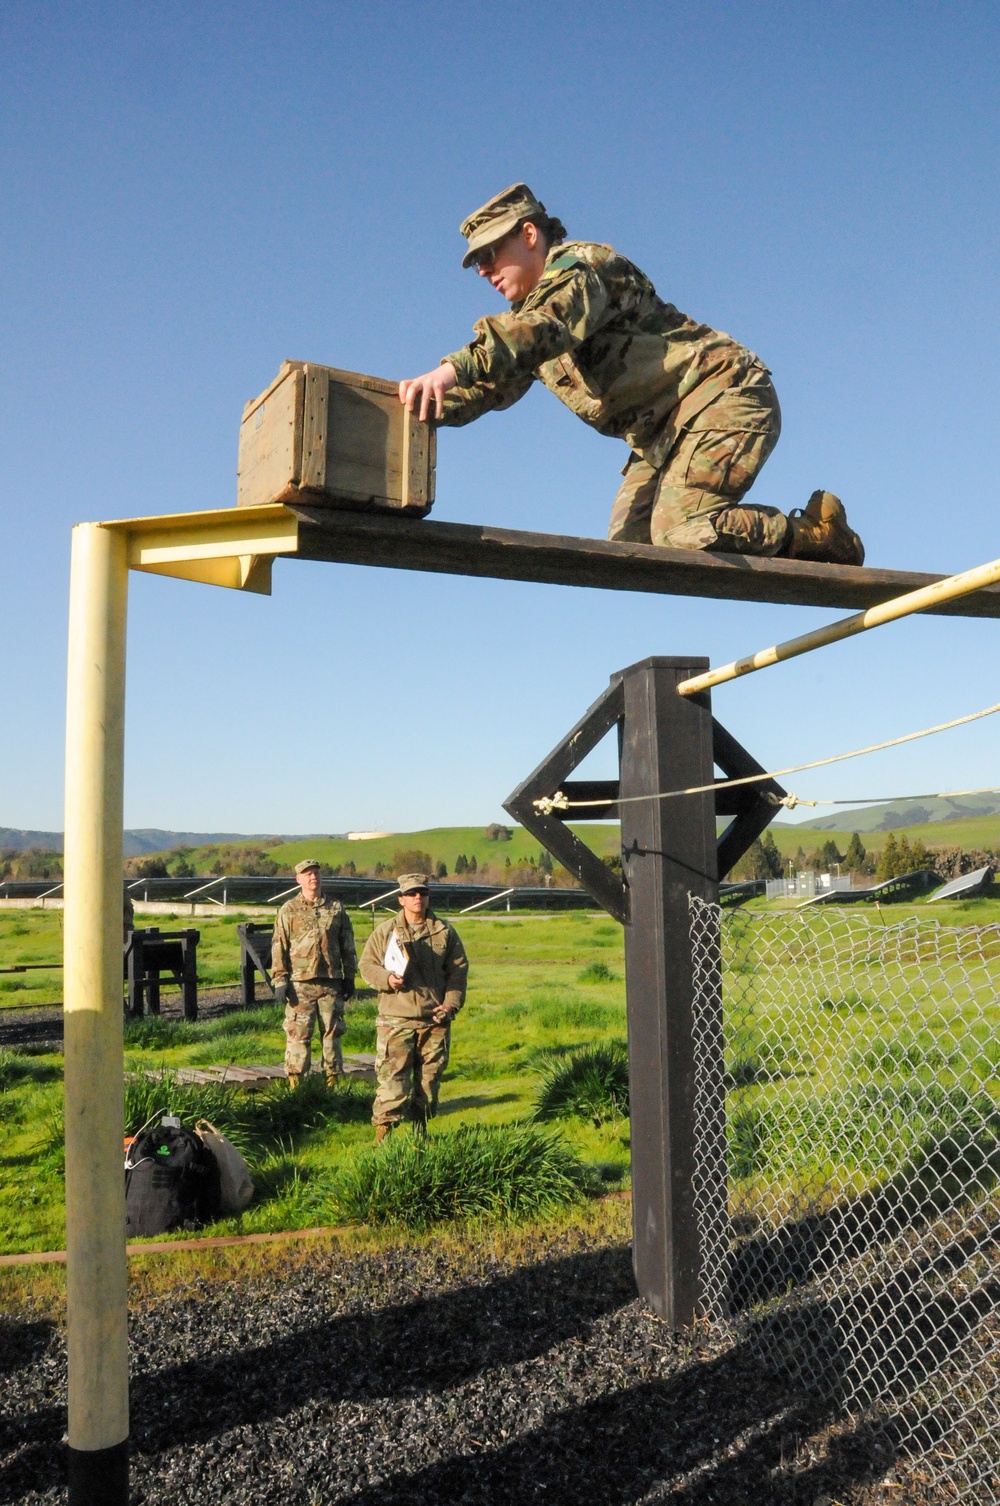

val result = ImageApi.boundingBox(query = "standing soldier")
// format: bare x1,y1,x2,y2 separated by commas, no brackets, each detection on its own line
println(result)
359,872,468,1143
271,859,358,1089
400,182,864,565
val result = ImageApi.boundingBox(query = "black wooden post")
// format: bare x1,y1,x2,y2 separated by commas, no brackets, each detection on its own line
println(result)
505,656,781,1327
124,931,143,1018
181,933,198,1021
238,924,274,1009
240,931,257,1008
618,656,718,1326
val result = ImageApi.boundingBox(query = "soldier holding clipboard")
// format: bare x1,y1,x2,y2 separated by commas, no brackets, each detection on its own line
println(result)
359,872,469,1142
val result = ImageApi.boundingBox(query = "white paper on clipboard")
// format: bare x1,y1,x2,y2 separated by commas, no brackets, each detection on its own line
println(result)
383,932,410,979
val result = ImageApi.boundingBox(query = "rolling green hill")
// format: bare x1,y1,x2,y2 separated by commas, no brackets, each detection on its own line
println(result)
160,825,622,877
124,811,1000,878
791,792,1000,835
767,811,1000,858
266,825,620,873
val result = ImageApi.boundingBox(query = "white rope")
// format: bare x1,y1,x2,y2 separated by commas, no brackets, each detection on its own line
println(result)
765,783,1000,812
532,699,1000,815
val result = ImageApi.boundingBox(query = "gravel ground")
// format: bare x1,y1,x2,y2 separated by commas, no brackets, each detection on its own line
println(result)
1,1219,939,1506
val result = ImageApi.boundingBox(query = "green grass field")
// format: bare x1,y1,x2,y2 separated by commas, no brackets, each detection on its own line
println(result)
0,907,630,1254
3,896,1000,1256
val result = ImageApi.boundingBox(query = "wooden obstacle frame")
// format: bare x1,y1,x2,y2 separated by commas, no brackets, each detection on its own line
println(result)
61,500,1000,1505
124,926,199,1020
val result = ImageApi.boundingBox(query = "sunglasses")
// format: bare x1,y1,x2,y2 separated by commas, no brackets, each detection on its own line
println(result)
402,888,429,897
470,225,520,271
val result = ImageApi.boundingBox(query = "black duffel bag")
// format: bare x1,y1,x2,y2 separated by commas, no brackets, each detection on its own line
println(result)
125,1120,221,1237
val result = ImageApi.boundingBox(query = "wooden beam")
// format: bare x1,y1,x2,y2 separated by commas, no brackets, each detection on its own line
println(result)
289,505,1000,619
618,656,719,1326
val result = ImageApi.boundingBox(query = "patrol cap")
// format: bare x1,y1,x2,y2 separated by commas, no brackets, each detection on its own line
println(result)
459,182,564,269
294,858,321,875
397,872,431,893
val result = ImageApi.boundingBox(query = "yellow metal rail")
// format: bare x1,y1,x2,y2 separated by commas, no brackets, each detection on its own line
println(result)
676,554,1000,698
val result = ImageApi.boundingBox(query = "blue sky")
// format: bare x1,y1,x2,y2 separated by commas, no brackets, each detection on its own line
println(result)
2,1,999,835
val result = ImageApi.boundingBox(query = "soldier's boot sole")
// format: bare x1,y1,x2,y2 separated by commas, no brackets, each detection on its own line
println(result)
374,1124,394,1145
325,1072,341,1089
785,490,865,566
287,1074,302,1091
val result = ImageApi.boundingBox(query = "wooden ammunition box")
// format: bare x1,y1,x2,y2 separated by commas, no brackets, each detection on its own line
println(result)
237,360,436,515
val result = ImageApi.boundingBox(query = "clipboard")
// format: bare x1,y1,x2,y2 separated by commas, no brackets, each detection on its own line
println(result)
383,932,410,981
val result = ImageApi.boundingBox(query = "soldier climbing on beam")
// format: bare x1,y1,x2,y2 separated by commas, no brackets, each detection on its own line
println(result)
400,183,864,566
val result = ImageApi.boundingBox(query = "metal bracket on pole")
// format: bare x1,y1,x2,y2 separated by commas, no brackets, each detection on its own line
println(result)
108,504,299,594
504,658,786,1327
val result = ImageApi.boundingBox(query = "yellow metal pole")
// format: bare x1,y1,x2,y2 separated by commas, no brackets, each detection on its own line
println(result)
63,522,130,1506
676,555,1000,698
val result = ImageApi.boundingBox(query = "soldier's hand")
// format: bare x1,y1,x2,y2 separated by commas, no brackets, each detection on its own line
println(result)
342,975,356,1001
387,972,405,991
431,1003,454,1024
399,364,457,423
274,981,288,1008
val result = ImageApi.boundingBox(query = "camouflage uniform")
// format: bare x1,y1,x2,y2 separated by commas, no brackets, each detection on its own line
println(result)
359,911,468,1128
440,237,787,555
271,893,358,1081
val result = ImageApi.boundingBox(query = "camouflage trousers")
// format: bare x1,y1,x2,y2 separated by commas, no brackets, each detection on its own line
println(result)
283,982,345,1079
372,1019,450,1127
608,365,787,554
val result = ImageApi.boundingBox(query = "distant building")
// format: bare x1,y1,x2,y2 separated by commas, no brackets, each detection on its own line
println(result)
347,831,391,841
766,872,855,900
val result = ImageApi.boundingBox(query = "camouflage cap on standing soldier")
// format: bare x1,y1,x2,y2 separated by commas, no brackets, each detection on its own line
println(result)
294,859,321,875
397,872,432,893
459,183,566,268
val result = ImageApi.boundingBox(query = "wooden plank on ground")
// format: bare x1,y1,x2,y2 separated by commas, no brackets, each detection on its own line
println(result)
289,506,1000,619
158,1054,376,1090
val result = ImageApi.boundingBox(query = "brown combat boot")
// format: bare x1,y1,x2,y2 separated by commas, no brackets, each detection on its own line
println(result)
286,1072,300,1092
325,1069,340,1089
374,1124,394,1145
785,490,865,566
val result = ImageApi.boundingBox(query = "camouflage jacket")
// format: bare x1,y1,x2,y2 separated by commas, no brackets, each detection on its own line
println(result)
271,893,358,986
440,240,759,469
359,912,468,1024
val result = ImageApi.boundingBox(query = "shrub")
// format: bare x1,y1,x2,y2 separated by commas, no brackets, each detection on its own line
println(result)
123,1070,372,1162
577,961,617,984
391,848,432,876
123,856,168,879
533,1041,629,1126
332,1122,594,1230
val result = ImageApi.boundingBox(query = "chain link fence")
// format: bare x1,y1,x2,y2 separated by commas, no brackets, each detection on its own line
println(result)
689,897,1000,1502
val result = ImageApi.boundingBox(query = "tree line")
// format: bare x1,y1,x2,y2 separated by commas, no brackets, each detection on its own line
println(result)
728,829,980,885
